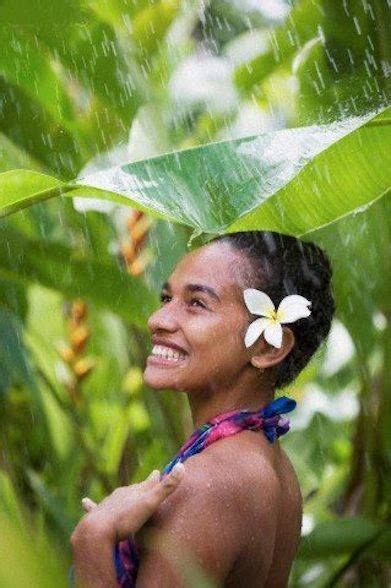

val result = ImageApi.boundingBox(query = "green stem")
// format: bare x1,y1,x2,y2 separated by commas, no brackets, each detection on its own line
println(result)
0,183,77,219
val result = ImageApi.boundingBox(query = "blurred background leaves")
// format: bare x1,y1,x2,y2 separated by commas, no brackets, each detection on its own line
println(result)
0,0,390,586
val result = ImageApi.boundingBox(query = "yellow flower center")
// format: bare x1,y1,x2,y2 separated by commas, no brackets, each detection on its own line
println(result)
269,309,279,323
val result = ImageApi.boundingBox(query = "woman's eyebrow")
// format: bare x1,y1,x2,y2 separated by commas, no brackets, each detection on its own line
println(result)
161,281,221,302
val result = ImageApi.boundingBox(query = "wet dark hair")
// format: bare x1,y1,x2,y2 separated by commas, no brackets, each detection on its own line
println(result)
212,231,335,388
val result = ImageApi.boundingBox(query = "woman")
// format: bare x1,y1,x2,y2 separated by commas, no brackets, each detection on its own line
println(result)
71,231,335,587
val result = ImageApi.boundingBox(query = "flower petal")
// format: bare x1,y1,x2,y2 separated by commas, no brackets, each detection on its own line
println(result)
264,322,283,348
277,295,312,323
244,318,270,348
243,289,275,318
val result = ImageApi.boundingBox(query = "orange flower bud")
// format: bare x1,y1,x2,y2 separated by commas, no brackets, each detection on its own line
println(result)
70,325,90,353
58,346,76,364
73,357,96,380
72,300,88,323
126,210,144,231
131,215,152,244
120,241,136,263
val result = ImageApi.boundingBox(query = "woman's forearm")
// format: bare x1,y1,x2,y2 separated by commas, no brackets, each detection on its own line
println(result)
71,518,117,588
70,466,185,586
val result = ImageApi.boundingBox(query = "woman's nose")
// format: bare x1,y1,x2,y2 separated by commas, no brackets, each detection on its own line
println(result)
147,304,180,333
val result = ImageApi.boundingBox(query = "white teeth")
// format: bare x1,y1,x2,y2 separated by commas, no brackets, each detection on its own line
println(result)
151,345,186,360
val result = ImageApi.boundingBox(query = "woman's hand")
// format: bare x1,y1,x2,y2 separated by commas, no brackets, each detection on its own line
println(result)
72,463,185,546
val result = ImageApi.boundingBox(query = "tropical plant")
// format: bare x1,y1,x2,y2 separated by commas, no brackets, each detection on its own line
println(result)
0,0,390,586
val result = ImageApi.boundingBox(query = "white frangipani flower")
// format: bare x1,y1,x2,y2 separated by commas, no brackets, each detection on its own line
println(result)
243,289,312,349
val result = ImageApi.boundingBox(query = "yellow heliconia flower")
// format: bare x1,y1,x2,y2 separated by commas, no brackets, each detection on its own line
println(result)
243,289,312,349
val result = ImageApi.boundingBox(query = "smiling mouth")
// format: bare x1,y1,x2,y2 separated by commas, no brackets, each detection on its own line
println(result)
147,344,188,367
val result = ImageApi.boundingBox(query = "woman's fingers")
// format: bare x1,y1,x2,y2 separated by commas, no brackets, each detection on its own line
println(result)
145,469,161,483
81,465,184,516
76,465,186,540
160,462,185,493
81,497,97,512
143,463,185,513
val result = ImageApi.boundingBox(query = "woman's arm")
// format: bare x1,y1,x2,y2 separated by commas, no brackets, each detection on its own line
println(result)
71,519,118,588
135,442,281,587
71,466,185,587
135,459,246,587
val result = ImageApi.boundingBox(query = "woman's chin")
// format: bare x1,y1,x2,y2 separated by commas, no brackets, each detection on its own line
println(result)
143,354,188,389
143,366,181,390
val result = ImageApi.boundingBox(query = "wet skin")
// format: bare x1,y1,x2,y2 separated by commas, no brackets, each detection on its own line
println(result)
136,241,302,586
144,241,253,395
143,240,295,427
71,240,302,587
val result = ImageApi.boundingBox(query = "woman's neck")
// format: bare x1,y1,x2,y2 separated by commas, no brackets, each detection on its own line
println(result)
188,376,275,429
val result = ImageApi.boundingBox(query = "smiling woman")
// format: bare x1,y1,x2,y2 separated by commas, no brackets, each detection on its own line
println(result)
71,230,335,587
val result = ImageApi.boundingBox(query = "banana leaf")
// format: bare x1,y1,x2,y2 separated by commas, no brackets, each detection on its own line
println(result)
0,109,389,239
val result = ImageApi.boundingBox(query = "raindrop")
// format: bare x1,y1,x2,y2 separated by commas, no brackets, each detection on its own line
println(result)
353,16,362,35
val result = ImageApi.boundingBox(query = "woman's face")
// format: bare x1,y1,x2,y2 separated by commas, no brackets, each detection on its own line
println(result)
143,241,253,393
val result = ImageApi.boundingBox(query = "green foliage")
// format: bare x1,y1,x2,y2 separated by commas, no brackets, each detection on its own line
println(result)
0,473,68,587
0,224,157,325
0,0,390,586
1,110,389,239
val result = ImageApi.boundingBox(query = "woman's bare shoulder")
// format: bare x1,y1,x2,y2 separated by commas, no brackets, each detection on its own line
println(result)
172,432,286,533
137,447,252,585
137,437,299,586
189,432,302,537
192,430,283,486
196,435,302,585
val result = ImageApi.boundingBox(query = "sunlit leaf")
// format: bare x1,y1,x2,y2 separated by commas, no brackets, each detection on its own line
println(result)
234,0,389,123
132,0,180,60
0,170,65,216
1,110,389,239
71,109,391,236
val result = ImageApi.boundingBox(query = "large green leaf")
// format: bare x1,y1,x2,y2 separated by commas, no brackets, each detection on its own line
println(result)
227,115,390,235
1,109,389,238
79,111,391,236
0,226,156,326
311,194,390,365
0,170,64,216
299,517,391,559
0,78,84,178
0,170,174,220
0,27,74,127
0,0,138,123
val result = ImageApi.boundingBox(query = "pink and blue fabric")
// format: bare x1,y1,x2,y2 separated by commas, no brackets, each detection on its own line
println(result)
114,395,296,587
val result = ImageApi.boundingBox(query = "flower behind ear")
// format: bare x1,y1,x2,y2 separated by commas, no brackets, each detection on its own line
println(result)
276,295,312,323
244,318,270,348
243,289,311,349
243,289,275,317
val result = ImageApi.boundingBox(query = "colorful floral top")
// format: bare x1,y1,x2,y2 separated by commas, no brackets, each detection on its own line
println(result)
114,395,296,587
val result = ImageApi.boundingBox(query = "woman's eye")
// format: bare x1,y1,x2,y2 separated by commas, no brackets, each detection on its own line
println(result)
159,294,206,309
189,298,206,309
160,294,171,304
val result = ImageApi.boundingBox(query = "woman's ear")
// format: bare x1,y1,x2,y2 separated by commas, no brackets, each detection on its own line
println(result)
250,327,295,370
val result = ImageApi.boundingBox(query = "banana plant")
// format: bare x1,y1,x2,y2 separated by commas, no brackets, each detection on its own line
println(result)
1,108,389,238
